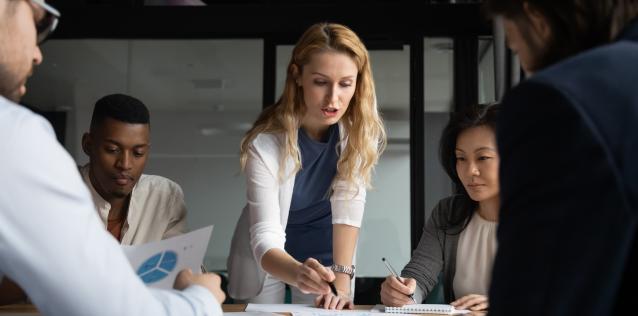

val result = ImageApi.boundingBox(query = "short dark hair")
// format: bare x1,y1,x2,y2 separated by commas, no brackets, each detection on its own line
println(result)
484,0,638,71
90,94,150,131
438,102,500,233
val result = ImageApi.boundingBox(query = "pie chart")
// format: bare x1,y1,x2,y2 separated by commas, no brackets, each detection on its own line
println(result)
137,251,178,284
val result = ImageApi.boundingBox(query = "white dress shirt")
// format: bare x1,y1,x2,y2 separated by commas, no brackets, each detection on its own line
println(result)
80,164,187,245
0,96,222,316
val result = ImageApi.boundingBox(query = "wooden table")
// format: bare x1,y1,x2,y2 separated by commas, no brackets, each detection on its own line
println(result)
0,304,375,314
0,304,486,315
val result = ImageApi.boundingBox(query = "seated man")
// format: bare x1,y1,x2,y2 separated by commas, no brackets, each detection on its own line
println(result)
81,93,186,244
0,0,223,313
1,95,195,304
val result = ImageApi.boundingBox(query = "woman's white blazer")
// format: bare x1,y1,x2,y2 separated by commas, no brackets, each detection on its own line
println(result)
227,124,366,299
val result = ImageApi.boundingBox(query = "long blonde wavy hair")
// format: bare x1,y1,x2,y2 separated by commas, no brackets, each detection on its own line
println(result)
240,22,386,188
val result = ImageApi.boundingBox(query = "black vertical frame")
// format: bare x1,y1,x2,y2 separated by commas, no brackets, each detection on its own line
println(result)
409,38,425,251
453,37,479,111
445,37,479,198
263,37,277,109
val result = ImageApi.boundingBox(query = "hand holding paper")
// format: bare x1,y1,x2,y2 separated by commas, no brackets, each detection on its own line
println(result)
174,268,226,303
121,225,213,289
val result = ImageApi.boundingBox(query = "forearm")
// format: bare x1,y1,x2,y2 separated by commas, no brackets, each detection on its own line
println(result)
332,224,359,294
400,220,444,301
333,269,352,296
261,248,303,286
0,278,26,305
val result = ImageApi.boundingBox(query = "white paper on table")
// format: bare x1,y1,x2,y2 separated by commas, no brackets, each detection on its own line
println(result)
245,304,320,312
224,313,278,316
370,305,385,313
292,312,410,316
122,225,213,289
246,304,382,316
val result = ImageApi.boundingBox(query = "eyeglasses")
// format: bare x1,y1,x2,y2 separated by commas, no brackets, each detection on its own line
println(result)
29,0,60,44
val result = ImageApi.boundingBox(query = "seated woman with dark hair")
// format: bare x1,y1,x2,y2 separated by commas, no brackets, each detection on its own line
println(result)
380,102,500,312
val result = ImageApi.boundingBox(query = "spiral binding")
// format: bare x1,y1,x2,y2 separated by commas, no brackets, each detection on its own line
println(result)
384,304,455,314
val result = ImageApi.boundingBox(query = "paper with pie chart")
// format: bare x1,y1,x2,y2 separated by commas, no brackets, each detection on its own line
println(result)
122,225,213,289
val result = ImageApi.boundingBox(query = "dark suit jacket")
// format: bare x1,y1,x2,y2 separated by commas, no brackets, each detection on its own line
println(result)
489,20,638,315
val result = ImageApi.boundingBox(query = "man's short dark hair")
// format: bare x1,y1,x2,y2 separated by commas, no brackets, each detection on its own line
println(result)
90,94,150,131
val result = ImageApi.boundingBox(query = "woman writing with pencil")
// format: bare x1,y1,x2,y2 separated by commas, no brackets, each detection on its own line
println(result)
380,103,500,312
227,22,386,309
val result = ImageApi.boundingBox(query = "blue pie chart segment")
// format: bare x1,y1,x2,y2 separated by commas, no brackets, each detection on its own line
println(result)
137,251,178,284
159,251,178,270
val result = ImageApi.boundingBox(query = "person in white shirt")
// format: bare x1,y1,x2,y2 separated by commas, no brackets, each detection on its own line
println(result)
80,93,187,245
0,0,225,314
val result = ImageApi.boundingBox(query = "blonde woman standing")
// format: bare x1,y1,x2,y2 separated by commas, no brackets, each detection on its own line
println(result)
227,22,386,310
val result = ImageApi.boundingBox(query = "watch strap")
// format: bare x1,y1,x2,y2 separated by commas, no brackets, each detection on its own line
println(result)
331,264,355,279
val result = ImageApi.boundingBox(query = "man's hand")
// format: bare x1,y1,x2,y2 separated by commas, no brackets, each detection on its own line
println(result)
174,269,226,304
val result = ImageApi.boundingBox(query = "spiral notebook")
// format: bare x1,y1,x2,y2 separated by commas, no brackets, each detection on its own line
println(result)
384,304,470,315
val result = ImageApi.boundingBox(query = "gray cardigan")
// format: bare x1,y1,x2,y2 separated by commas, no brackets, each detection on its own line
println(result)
401,195,472,303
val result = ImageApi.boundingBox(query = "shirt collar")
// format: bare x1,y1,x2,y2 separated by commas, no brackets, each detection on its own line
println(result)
80,164,111,224
79,164,140,229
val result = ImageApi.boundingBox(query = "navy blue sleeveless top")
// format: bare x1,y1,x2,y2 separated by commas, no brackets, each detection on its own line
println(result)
284,124,339,266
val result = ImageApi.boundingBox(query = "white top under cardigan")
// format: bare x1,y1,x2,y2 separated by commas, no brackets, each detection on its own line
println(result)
227,124,367,300
453,211,498,297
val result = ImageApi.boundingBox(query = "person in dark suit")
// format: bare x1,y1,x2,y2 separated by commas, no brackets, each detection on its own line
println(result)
483,1,638,315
